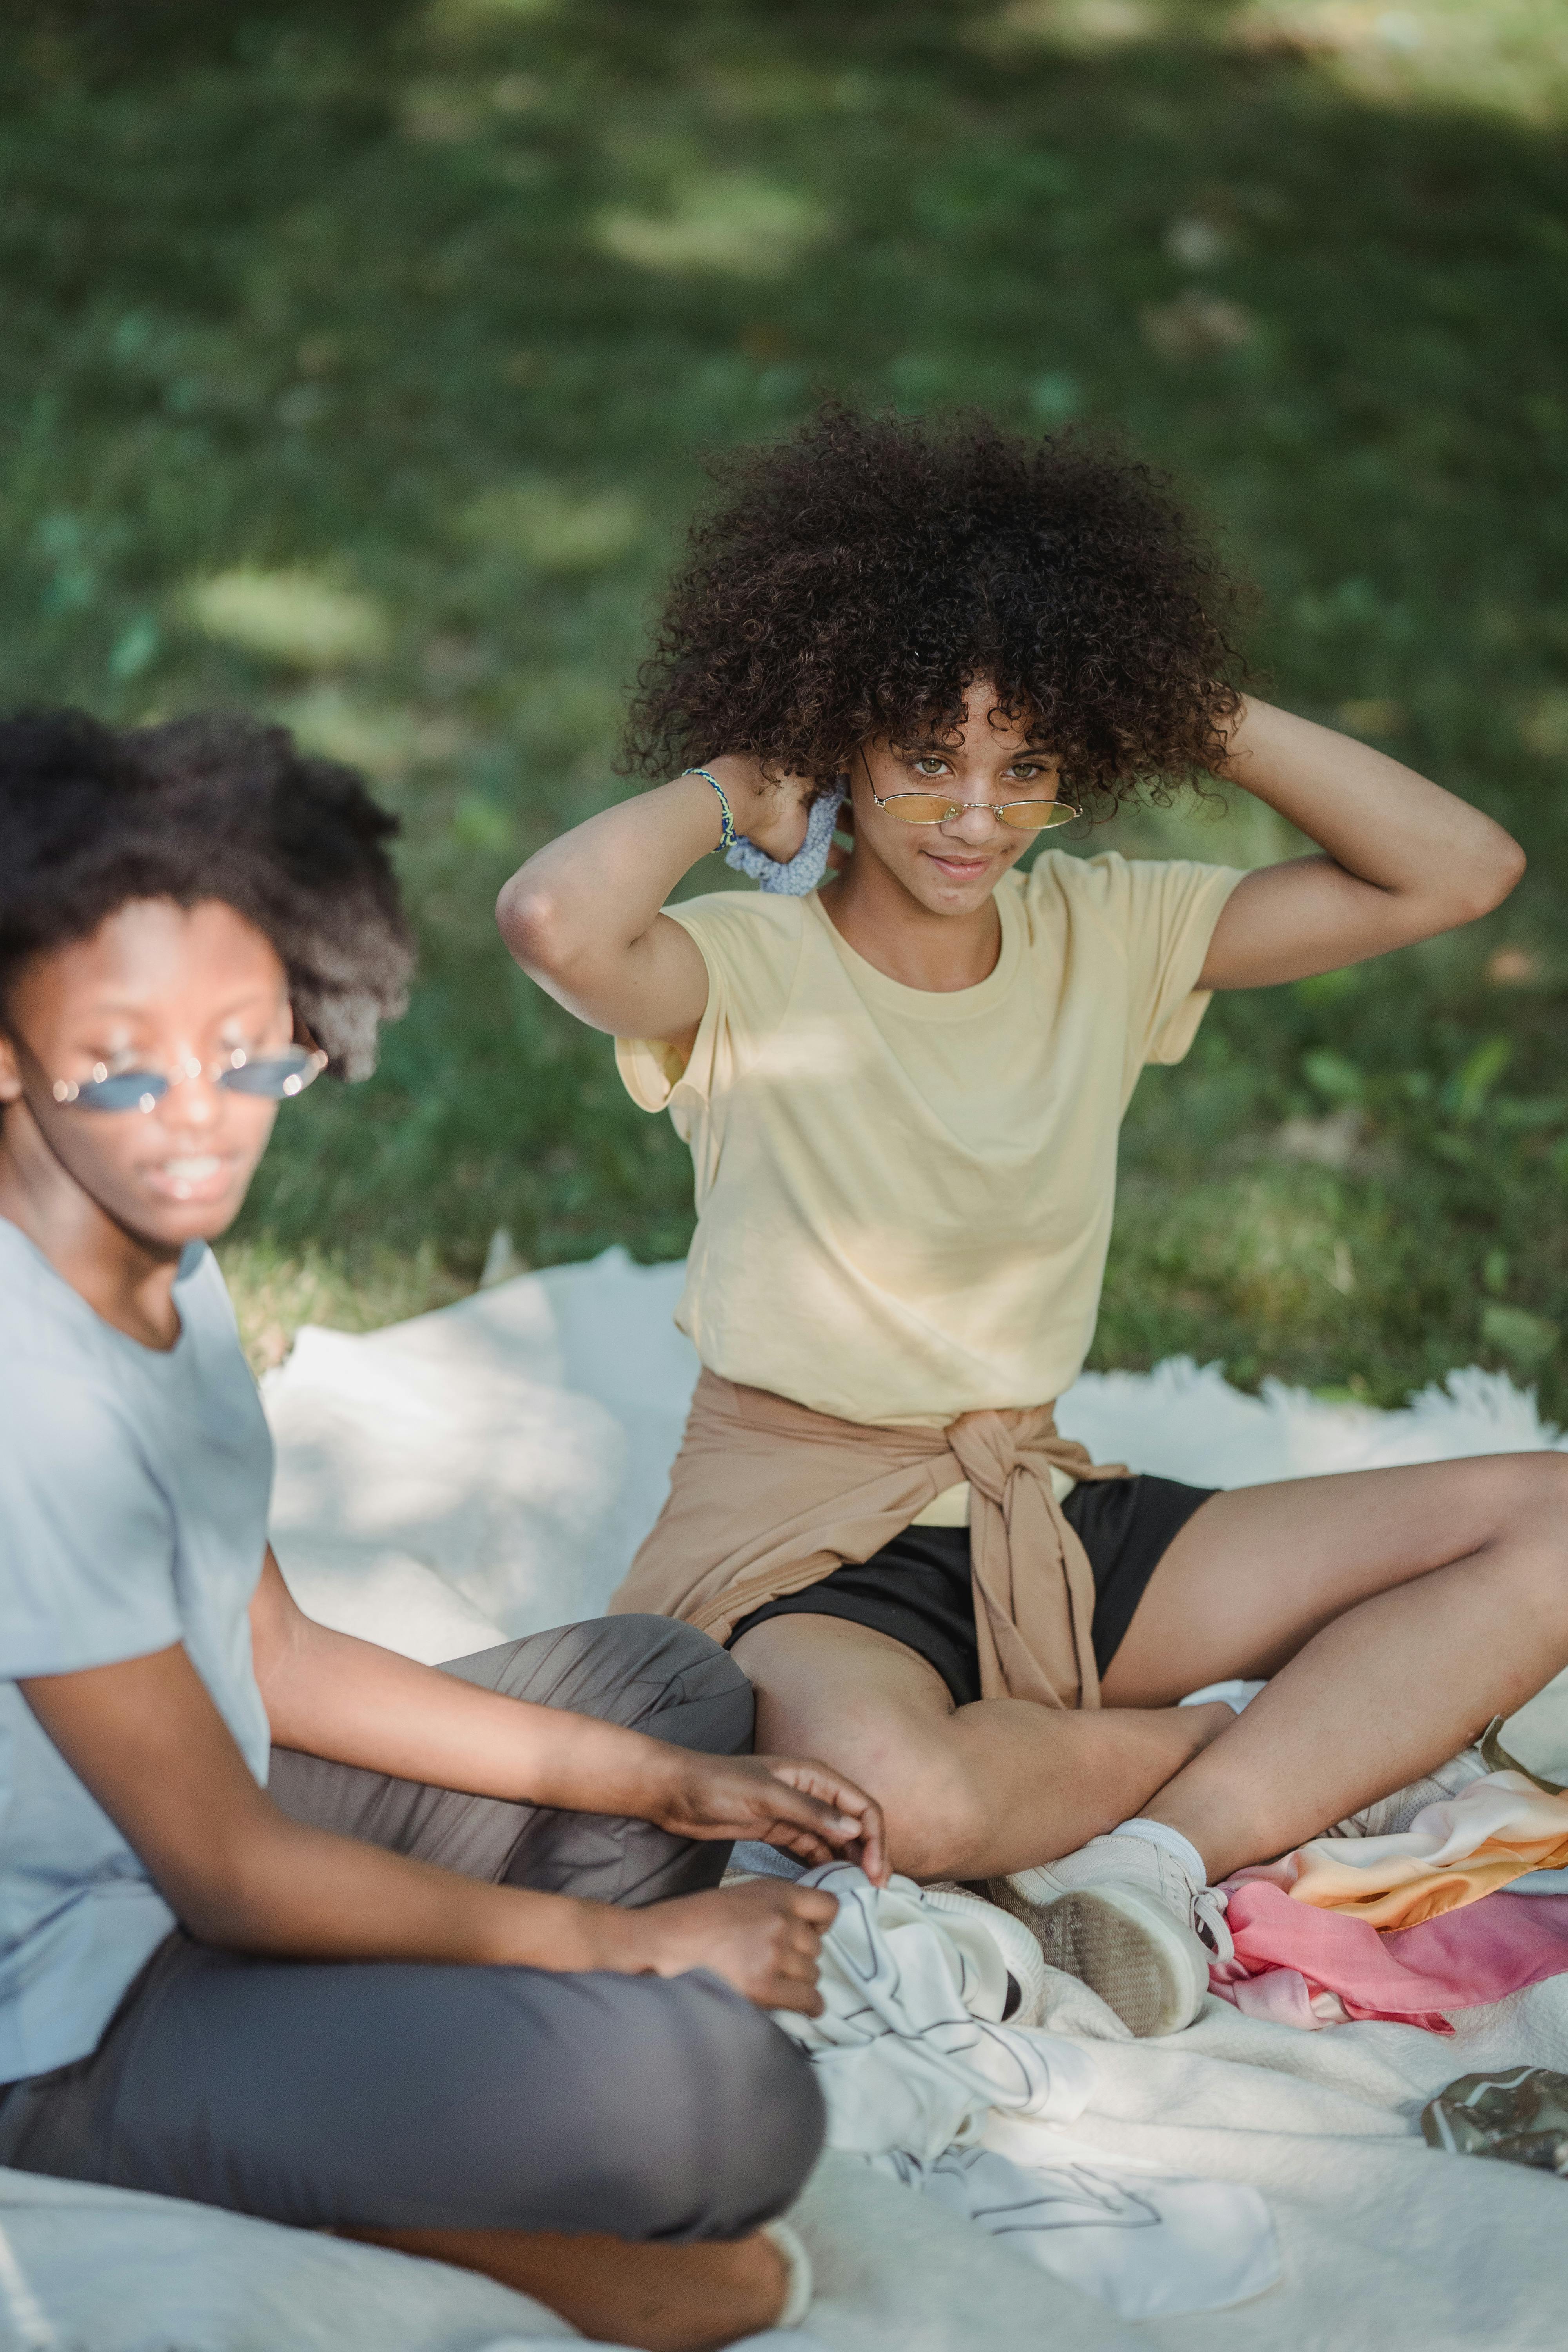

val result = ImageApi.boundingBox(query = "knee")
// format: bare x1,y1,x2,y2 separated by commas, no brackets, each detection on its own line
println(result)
622,1614,756,1757
884,1762,989,1881
1524,1449,1568,1518
488,1614,754,1753
694,1999,826,2235
1486,1453,1568,1621
624,1983,824,2238
1484,1450,1568,1548
826,1727,985,1882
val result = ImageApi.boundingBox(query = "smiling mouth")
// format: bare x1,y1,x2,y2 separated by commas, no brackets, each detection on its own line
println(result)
142,1154,238,1202
924,847,996,875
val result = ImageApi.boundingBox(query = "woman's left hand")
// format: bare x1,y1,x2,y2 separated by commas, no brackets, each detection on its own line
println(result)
653,1752,888,1884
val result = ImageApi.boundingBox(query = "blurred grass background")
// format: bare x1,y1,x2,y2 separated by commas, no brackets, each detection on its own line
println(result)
4,0,1566,1411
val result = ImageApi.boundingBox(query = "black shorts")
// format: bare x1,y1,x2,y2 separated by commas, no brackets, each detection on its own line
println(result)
728,1475,1216,1707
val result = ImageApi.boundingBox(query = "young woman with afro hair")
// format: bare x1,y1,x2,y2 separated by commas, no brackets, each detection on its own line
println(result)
502,405,1568,2041
0,710,894,2352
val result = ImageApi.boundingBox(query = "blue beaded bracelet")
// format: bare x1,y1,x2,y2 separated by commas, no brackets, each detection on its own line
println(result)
683,768,735,852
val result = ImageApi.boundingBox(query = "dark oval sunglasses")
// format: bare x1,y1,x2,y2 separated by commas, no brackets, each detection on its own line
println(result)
50,1044,328,1115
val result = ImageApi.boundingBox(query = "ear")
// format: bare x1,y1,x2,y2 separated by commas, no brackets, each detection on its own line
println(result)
0,1030,21,1107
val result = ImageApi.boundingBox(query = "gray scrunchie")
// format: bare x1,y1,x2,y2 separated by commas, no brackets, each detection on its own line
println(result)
724,781,848,897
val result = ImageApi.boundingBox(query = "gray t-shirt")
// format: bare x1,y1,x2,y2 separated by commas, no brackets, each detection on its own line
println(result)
0,1218,273,2082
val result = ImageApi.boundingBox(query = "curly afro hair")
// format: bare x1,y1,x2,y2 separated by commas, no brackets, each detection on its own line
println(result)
0,710,413,1079
624,405,1247,807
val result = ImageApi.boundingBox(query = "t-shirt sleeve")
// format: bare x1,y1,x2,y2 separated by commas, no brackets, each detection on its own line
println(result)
615,891,804,1114
1121,856,1246,1069
1055,852,1242,1077
0,1370,181,1678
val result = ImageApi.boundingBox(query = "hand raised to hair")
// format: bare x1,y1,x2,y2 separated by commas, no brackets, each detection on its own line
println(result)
699,755,817,864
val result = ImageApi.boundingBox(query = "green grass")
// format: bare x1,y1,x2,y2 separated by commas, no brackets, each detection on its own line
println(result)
4,0,1567,1409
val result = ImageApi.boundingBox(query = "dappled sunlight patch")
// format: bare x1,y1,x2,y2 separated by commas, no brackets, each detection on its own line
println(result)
1487,947,1543,988
696,63,877,122
1164,215,1235,270
1336,697,1406,738
976,0,1167,52
399,79,490,143
457,478,645,570
1140,289,1257,362
423,0,557,40
593,174,831,279
1521,690,1568,758
1481,1300,1561,1375
185,568,390,672
269,684,470,781
976,0,1568,121
508,668,631,761
396,69,546,143
1225,1,1568,123
448,789,515,853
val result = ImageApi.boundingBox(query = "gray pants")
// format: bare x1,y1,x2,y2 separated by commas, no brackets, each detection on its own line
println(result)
0,1616,824,2241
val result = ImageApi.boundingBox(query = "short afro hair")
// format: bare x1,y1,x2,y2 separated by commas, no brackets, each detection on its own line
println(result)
623,405,1247,806
0,710,413,1078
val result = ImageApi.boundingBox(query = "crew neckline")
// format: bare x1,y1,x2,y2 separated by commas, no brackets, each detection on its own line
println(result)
0,1214,199,1361
807,874,1023,1018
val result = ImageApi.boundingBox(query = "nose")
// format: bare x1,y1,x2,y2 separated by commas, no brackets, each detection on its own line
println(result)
162,1059,223,1131
941,800,1004,846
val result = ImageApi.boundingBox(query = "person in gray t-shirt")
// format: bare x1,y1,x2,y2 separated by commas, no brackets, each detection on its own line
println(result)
0,711,885,2351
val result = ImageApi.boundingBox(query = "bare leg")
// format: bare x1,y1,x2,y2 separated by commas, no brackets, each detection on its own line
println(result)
348,2225,790,2352
1103,1451,1568,1880
733,1615,1231,1881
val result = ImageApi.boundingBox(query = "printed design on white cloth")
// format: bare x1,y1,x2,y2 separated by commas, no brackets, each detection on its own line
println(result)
771,1862,1279,2319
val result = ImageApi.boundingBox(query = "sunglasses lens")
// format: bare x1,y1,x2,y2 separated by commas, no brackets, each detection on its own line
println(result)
883,795,959,824
219,1049,324,1100
1001,800,1077,830
73,1072,169,1112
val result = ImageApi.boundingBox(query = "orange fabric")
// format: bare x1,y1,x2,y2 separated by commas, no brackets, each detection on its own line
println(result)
1235,1772,1568,1929
610,1370,1127,1710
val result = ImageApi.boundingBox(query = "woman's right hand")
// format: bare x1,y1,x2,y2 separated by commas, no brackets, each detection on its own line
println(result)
703,754,818,864
608,1878,839,2014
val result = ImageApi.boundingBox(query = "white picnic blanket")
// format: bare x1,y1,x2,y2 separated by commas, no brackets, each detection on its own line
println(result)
7,1245,1568,2351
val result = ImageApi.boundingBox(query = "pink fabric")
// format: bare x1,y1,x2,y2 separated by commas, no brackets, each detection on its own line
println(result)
1220,1965,1350,2032
1212,1884,1568,2033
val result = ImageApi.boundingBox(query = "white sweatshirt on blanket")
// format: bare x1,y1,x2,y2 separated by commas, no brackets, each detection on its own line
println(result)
747,1858,1280,2322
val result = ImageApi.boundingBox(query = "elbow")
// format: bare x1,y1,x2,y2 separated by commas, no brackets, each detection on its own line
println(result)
1449,833,1526,927
173,1880,264,1953
165,1829,293,1955
497,868,572,978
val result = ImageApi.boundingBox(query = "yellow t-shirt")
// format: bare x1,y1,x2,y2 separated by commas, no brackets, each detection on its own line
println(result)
616,851,1243,1440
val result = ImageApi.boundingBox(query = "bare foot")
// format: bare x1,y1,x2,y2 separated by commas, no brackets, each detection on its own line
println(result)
347,2222,798,2350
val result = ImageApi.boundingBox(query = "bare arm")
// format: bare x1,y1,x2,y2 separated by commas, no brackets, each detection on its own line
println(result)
496,757,813,1043
1197,699,1524,991
22,1644,843,2010
251,1550,885,1881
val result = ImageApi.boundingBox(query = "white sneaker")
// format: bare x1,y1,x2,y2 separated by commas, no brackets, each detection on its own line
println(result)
992,1833,1232,2038
1325,1745,1490,1840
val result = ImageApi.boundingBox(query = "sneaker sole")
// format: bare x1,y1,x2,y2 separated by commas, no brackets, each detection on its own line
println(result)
1031,1886,1210,2038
